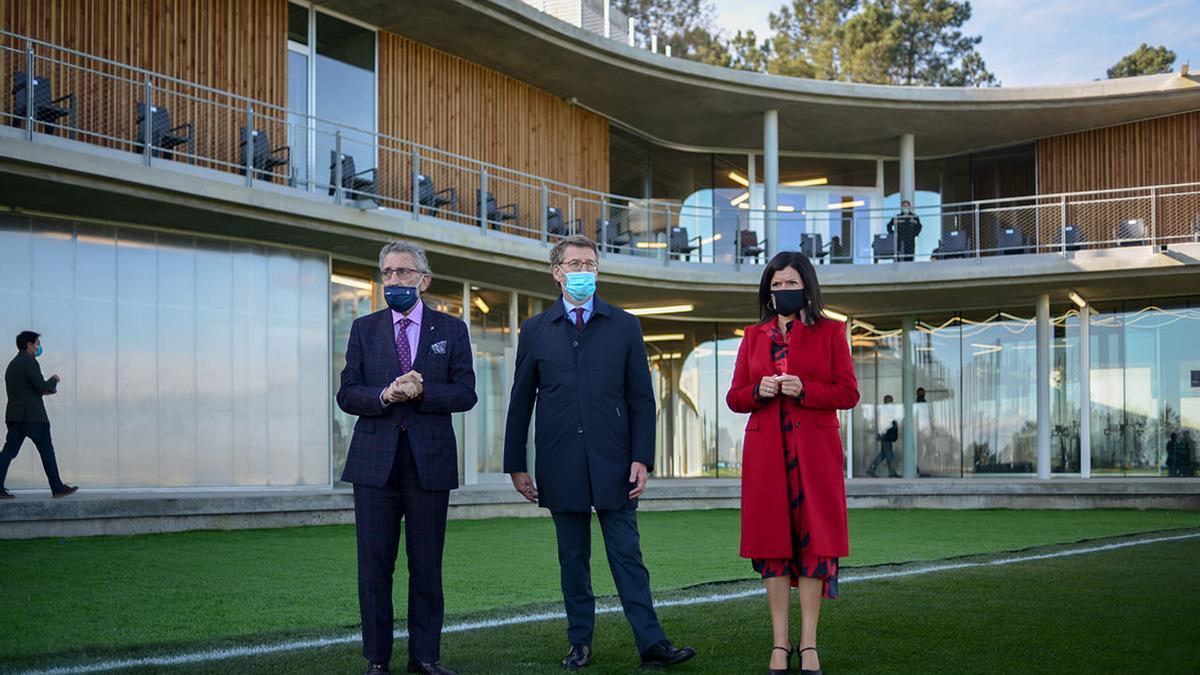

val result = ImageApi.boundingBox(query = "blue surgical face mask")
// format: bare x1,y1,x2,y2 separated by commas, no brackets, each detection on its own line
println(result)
35,344,43,357
563,272,596,302
384,285,420,313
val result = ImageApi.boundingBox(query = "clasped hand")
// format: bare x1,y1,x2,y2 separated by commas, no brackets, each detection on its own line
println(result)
758,374,803,399
385,371,423,403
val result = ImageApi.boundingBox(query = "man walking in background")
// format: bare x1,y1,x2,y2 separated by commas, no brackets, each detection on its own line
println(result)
0,331,77,499
504,235,696,670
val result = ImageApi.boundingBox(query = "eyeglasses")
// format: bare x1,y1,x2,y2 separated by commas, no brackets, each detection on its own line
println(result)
381,267,425,282
558,259,598,273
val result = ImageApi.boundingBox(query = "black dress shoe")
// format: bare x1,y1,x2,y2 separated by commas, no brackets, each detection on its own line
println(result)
52,485,78,498
364,663,389,674
562,644,592,670
406,659,457,675
0,488,13,499
798,646,822,675
640,640,696,667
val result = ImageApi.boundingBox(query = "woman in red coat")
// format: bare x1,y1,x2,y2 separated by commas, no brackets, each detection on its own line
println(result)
726,251,860,675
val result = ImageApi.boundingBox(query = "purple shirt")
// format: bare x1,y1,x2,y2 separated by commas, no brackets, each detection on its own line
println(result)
379,299,424,407
392,299,424,360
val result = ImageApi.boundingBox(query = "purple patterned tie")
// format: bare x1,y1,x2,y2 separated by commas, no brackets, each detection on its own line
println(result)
395,317,412,374
573,307,586,331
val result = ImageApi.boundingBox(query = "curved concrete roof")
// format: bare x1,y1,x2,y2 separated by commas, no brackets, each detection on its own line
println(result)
318,0,1200,158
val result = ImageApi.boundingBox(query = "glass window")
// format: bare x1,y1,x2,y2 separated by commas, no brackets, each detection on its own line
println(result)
330,269,375,484
315,12,376,188
287,2,309,45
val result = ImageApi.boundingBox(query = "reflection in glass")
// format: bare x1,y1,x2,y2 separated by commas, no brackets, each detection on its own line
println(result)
315,12,376,187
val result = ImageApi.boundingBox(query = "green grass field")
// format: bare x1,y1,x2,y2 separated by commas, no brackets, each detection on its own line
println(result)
1,509,1197,673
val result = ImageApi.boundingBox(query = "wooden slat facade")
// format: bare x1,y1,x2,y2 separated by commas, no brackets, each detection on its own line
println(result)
2,0,289,179
377,31,609,238
1036,112,1200,246
1037,112,1200,193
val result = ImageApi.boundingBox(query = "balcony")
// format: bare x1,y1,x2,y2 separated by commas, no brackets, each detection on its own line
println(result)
2,29,1199,282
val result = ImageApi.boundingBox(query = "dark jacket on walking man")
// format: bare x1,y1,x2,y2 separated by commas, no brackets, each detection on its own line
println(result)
0,331,77,498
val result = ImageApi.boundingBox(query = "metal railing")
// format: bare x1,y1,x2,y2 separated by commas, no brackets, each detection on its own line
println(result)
3,29,1199,269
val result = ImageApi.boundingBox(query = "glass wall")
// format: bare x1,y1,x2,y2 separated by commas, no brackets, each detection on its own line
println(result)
0,213,331,489
1089,300,1200,476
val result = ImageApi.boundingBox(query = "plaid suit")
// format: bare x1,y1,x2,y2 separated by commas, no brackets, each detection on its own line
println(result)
336,304,476,665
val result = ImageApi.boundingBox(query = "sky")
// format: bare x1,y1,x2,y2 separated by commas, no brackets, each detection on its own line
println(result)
710,0,1200,86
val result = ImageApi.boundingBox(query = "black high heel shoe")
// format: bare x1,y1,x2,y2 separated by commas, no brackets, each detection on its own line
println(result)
768,644,794,674
797,646,822,675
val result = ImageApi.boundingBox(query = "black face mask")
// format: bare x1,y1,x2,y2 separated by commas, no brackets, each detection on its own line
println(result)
771,289,807,316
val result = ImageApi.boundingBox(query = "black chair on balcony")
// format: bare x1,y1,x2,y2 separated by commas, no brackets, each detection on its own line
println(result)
11,73,76,137
669,227,700,261
417,174,456,213
935,229,970,260
477,190,519,228
1063,225,1086,252
872,232,896,262
239,127,290,181
1115,218,1148,247
800,232,826,261
136,103,193,159
996,226,1029,255
601,219,633,253
327,151,377,199
546,207,578,237
739,230,765,262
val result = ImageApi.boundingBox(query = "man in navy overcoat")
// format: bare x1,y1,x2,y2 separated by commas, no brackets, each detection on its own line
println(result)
503,235,696,670
338,241,477,675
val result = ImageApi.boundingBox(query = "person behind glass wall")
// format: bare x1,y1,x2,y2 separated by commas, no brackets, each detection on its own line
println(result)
867,395,901,478
0,331,77,499
726,252,860,675
503,235,697,670
886,200,922,262
1166,431,1193,477
336,241,478,675
916,386,927,403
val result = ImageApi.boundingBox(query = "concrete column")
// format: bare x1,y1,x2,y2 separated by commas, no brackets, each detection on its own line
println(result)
764,110,779,258
901,315,918,478
1036,294,1052,479
1079,303,1092,478
899,133,915,205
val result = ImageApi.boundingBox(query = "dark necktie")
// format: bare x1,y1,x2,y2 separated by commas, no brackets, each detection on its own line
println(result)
573,307,586,331
396,317,412,373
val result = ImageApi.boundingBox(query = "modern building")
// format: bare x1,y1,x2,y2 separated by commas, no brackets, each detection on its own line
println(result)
1,0,1198,501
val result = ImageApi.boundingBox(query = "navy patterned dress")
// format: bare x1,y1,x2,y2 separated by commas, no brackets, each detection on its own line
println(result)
750,320,840,599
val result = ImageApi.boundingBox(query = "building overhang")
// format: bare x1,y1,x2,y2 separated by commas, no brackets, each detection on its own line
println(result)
315,0,1200,158
3,134,1198,325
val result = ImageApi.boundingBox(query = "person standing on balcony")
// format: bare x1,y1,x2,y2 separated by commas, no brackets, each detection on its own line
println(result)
0,331,77,499
503,234,697,671
337,241,477,675
727,252,860,675
887,200,922,261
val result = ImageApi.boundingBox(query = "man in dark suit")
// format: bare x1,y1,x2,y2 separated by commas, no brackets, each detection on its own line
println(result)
0,331,77,499
886,199,923,262
504,235,696,670
337,241,477,675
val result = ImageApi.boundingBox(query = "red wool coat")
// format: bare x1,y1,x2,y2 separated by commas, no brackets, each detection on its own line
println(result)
726,318,860,560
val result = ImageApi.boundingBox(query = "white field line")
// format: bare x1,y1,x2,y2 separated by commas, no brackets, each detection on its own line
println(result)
18,530,1200,675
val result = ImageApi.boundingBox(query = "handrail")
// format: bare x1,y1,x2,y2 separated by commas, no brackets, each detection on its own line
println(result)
3,28,1199,267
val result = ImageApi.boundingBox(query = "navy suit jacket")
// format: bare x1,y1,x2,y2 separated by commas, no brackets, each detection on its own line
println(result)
503,295,655,512
337,305,477,491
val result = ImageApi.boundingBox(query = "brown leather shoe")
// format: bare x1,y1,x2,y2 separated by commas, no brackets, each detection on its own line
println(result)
52,485,78,498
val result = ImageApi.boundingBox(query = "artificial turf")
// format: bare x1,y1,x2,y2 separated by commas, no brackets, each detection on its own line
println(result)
0,509,1197,669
